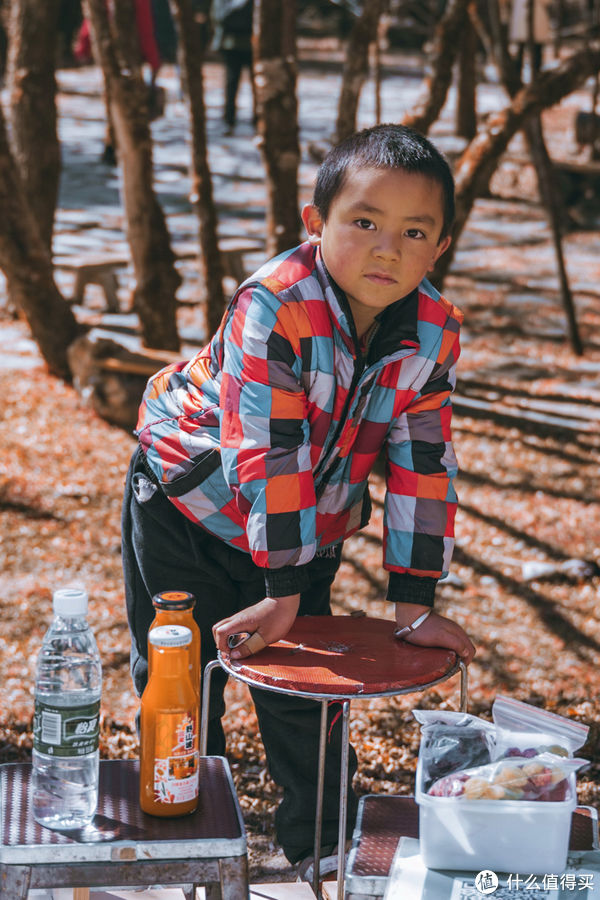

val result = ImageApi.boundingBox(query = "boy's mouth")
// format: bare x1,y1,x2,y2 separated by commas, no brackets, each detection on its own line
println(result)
364,272,397,285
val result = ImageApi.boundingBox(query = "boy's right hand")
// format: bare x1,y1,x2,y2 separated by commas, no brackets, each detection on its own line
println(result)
213,593,300,659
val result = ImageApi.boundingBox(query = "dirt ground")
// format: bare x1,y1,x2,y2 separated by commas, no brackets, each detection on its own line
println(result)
1,72,600,880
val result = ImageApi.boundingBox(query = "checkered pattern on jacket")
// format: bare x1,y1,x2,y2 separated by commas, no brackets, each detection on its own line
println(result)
137,241,462,588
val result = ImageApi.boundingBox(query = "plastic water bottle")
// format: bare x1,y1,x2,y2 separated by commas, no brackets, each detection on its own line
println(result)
32,588,102,830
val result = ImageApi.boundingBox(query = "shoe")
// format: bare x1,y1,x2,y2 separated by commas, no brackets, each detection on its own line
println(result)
296,841,351,885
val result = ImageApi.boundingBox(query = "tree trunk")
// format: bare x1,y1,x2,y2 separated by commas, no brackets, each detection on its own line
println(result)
455,3,478,140
0,105,81,380
433,46,600,284
402,0,471,135
170,0,226,339
84,0,181,351
486,0,583,354
335,0,384,143
7,0,61,250
254,0,300,257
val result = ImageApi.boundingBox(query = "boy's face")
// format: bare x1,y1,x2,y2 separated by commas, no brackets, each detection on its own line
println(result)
302,166,451,336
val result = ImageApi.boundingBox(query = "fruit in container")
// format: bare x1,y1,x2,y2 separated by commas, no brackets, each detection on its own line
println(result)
428,758,570,802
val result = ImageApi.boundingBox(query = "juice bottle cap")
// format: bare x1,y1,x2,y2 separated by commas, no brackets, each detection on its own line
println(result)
149,625,193,647
152,590,196,610
53,587,88,617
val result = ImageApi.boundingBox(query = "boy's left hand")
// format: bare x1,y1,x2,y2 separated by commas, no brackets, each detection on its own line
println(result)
395,605,475,664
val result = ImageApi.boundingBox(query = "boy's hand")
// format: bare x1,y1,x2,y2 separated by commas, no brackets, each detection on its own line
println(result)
394,604,475,664
213,594,301,659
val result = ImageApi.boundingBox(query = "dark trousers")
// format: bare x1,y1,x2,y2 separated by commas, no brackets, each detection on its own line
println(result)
222,48,252,126
121,446,358,863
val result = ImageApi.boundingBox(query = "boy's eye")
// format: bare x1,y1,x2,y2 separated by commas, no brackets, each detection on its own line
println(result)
405,228,426,239
354,218,375,230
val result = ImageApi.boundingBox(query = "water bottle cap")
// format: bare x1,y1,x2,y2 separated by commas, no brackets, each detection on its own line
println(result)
53,587,89,617
152,590,196,611
149,625,192,647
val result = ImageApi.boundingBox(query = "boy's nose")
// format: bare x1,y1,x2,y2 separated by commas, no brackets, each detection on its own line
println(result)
373,236,400,260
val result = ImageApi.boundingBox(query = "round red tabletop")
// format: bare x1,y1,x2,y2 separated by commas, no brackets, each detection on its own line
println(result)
220,616,458,697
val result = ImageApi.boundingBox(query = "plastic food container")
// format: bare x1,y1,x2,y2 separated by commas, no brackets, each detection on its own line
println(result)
413,696,589,874
416,757,577,873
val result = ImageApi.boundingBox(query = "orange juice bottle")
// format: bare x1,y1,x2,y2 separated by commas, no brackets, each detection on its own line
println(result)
140,625,199,816
149,591,200,698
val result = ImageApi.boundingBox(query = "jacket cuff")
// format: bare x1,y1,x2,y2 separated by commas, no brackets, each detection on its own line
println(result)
387,572,437,606
263,563,312,598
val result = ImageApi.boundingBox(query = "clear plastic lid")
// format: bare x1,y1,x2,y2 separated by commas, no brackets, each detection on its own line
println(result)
53,587,89,617
149,625,192,647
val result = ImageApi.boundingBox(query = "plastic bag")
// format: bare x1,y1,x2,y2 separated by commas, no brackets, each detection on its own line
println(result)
413,699,589,797
492,695,589,757
413,710,496,792
428,753,588,802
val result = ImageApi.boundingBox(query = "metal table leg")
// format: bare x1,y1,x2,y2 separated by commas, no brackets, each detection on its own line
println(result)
336,700,351,900
313,700,329,898
200,659,222,756
459,660,468,712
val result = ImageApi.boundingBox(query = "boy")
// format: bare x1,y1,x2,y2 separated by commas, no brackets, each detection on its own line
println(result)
122,124,475,869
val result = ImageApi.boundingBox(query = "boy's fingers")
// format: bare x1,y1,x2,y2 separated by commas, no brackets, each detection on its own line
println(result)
230,630,268,659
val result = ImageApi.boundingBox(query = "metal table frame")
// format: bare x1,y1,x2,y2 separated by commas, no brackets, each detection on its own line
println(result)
0,757,249,900
201,653,467,899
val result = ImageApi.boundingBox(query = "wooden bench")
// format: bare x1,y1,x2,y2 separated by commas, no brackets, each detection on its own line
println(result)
55,238,263,313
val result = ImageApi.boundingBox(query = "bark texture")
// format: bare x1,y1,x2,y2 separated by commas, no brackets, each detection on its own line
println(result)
335,0,384,143
85,0,181,351
7,0,61,250
254,0,300,257
402,0,471,135
456,3,478,140
473,0,583,355
171,0,226,339
0,105,80,379
433,46,600,284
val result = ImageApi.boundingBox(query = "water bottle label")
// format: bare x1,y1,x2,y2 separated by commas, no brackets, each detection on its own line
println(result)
33,699,101,757
152,711,199,804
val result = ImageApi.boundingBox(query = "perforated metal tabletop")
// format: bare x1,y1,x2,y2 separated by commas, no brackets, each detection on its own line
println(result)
0,757,246,865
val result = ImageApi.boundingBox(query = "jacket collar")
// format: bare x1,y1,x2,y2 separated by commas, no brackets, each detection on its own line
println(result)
313,245,420,362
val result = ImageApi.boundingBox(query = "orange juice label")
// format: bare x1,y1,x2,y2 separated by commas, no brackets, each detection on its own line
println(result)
153,711,199,804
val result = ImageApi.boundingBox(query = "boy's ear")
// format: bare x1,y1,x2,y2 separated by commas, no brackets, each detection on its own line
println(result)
301,204,323,244
428,235,452,271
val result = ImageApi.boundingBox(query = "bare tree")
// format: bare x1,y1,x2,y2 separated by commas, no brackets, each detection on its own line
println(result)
433,45,600,287
402,0,471,134
485,0,583,355
0,104,81,379
7,0,61,250
253,0,300,256
455,2,478,140
170,0,226,338
85,0,181,351
335,0,384,143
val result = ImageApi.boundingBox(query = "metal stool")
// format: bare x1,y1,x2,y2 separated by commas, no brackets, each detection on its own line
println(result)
0,757,249,899
200,615,467,899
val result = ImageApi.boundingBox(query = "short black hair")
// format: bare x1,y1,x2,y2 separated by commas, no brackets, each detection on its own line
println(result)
312,123,455,242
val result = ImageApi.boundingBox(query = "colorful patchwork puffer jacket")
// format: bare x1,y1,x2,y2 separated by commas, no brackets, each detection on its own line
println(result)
136,242,463,604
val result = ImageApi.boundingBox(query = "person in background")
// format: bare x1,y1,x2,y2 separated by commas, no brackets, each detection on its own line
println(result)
75,0,164,164
509,0,552,75
211,0,254,135
122,123,476,880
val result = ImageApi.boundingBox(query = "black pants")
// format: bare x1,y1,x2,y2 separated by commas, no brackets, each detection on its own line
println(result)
222,48,252,127
121,446,358,862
